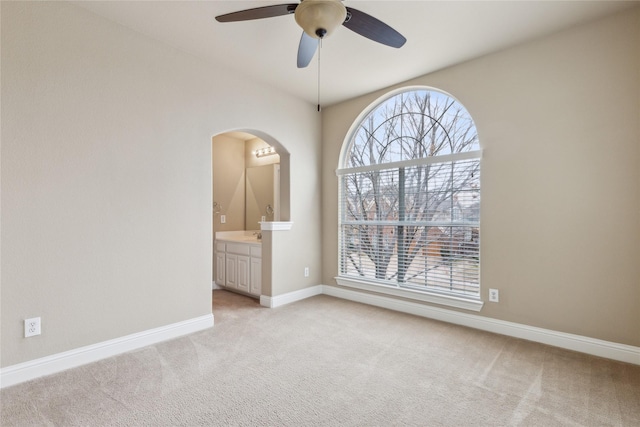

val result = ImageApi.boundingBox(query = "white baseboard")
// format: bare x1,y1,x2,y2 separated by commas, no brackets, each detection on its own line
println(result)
4,283,638,389
260,285,323,308
0,313,214,389
322,285,640,366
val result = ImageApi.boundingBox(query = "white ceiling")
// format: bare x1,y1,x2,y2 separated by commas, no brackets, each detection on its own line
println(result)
74,1,637,107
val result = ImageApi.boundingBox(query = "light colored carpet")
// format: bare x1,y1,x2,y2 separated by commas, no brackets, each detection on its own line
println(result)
2,290,639,426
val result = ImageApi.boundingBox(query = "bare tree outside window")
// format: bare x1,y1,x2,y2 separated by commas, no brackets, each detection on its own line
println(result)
339,90,481,296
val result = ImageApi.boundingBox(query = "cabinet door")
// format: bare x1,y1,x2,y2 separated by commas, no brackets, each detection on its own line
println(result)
236,255,250,293
250,257,262,296
215,252,225,286
225,254,238,289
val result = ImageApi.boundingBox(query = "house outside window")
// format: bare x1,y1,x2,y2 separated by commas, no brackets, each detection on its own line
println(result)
336,88,482,310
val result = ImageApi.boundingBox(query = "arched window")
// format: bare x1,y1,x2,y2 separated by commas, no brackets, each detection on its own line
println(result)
336,88,481,308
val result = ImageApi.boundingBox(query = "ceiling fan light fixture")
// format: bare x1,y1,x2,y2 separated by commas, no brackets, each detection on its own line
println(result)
295,0,347,39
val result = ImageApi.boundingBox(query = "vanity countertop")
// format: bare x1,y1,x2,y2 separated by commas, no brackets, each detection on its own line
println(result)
215,231,262,245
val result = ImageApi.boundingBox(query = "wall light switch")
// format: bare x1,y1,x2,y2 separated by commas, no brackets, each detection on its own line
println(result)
220,215,226,224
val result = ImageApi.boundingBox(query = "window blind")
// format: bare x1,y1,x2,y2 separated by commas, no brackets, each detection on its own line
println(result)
339,157,480,296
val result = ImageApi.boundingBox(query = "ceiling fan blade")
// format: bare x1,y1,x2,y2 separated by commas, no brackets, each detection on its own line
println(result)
297,31,318,68
343,7,406,48
215,4,298,22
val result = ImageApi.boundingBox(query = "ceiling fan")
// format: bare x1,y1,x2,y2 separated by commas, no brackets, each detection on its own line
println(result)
215,0,406,68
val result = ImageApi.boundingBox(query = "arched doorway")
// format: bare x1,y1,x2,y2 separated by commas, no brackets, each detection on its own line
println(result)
211,129,291,299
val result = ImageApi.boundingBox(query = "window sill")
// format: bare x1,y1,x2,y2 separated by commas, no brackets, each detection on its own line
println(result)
334,276,484,312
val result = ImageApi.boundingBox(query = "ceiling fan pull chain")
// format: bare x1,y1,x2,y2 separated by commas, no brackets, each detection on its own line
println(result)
317,38,322,112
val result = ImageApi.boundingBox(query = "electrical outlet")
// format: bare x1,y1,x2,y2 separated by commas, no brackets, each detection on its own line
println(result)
25,317,41,338
261,216,266,222
489,289,499,303
304,267,309,277
220,215,226,224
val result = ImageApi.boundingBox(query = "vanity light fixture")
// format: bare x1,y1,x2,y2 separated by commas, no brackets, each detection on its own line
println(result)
254,146,277,158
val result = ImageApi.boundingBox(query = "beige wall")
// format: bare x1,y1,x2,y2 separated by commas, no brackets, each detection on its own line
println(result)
322,8,640,347
3,1,637,373
1,1,322,367
212,135,246,232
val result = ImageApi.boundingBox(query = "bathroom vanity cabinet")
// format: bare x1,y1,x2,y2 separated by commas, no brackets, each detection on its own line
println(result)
215,236,261,297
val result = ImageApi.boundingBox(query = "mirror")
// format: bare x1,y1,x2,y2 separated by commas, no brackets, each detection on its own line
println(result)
212,131,284,233
245,164,280,230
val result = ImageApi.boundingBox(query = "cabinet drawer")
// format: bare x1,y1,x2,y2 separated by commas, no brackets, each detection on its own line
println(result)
250,246,262,258
226,243,251,256
215,242,226,252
